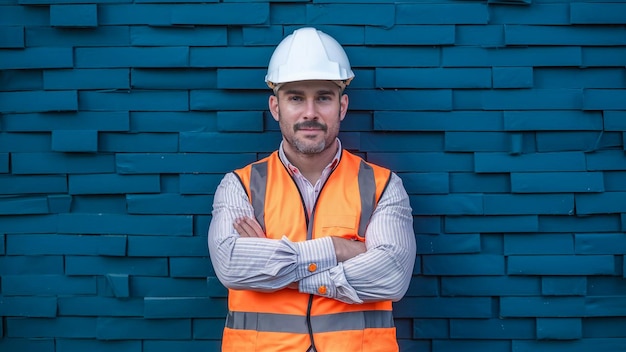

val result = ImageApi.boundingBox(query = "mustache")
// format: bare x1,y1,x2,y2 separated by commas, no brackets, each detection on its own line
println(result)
293,121,328,132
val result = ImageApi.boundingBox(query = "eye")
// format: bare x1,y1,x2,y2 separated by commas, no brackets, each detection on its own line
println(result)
317,95,333,102
288,95,303,102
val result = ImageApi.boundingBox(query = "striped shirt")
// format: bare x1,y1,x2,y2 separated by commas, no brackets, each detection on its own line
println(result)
207,139,416,304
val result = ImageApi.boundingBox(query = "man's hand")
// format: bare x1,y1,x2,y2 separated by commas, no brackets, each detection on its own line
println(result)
332,236,366,262
234,217,265,238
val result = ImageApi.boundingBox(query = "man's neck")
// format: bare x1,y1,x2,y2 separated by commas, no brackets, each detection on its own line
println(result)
284,140,338,184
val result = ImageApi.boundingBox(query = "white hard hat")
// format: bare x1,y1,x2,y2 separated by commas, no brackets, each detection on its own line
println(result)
265,27,355,91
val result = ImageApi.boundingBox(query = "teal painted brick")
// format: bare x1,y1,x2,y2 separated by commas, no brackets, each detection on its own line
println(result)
504,111,602,131
413,318,448,339
306,4,393,26
26,26,129,47
0,132,51,152
347,47,440,68
399,340,430,352
449,172,510,193
12,152,114,174
537,318,582,340
66,256,168,276
104,274,129,298
71,195,126,214
485,194,574,215
504,234,574,255
542,277,587,296
404,276,439,297
508,255,616,275
395,297,492,318
0,90,77,113
0,234,4,254
423,254,505,276
613,172,626,191
0,47,73,69
576,192,626,215
490,3,570,24
0,69,43,90
433,340,510,352
374,111,503,132
0,5,48,26
131,277,211,297
190,47,274,68
586,296,626,317
171,258,215,278
351,89,452,111
0,338,54,352
6,317,96,337
98,4,174,26
0,152,8,173
2,111,129,132
400,172,449,195
583,47,626,67
513,338,626,352
511,172,604,193
2,275,96,296
365,25,455,45
242,26,284,46
144,340,221,352
455,89,583,110
127,235,207,256
576,233,626,255
410,194,482,216
130,111,216,133
442,276,540,296
193,319,224,339
70,174,160,195
0,296,57,317
0,196,48,215
58,213,193,235
180,132,281,153
52,130,98,152
416,234,480,255
505,25,626,46
216,68,266,89
493,67,533,88
131,26,226,46
0,215,57,234
75,47,188,68
540,214,621,233
206,277,227,297
451,318,534,339
100,132,178,152
501,297,585,318
116,153,257,174
442,47,581,67
456,25,504,47
586,150,626,171
367,152,473,172
132,68,215,89
376,68,490,89
534,68,626,89
179,174,222,195
44,69,129,90
445,215,538,233
588,277,626,296
171,3,268,25
584,89,626,110
56,339,141,352
360,132,442,152
570,3,626,24
536,131,622,153
190,90,268,111
269,4,307,25
6,233,126,256
144,297,226,318
0,255,63,275
58,297,142,317
48,194,72,214
0,26,24,48
584,318,626,338
605,111,626,131
475,152,586,172
97,317,191,339
395,3,489,24
50,4,97,27
444,132,511,152
79,90,188,111
216,111,264,132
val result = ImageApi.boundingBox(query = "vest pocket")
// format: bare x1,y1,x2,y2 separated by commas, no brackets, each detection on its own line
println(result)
222,327,258,352
319,215,358,239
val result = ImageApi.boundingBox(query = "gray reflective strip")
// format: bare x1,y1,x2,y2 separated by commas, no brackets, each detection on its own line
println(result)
226,310,394,333
250,162,268,232
358,161,376,238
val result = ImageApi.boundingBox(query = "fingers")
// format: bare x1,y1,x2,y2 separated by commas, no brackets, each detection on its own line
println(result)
331,236,366,262
234,217,265,238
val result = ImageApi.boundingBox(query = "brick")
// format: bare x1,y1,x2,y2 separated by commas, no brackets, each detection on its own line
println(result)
456,25,504,47
347,47,440,68
104,274,129,298
79,90,188,111
485,194,574,215
570,3,626,24
98,4,176,25
178,174,222,195
98,318,189,339
75,47,188,68
449,172,509,193
490,3,570,24
0,338,54,352
216,111,264,132
501,296,585,318
505,25,626,46
193,319,224,339
413,318,448,339
351,89,452,111
50,4,97,27
606,171,626,191
492,67,533,88
0,5,48,26
360,132,442,152
171,3,268,25
584,89,626,110
5,317,96,338
442,47,581,67
445,215,538,233
376,67,490,89
505,234,574,255
410,194,482,216
0,26,24,48
180,131,280,153
0,234,4,255
66,256,168,276
0,152,8,173
540,214,621,233
116,153,257,174
0,215,58,235
365,25,454,45
127,235,208,256
132,68,215,89
131,25,226,46
586,150,626,171
47,194,72,213
56,339,141,352
171,258,215,278
584,318,626,338
537,318,582,340
513,338,626,352
374,111,503,132
508,255,616,275
0,90,77,113
542,277,587,296
576,192,626,215
2,111,129,132
451,318,535,339
605,111,626,131
26,26,129,47
101,132,178,152
190,46,274,68
11,152,114,174
433,340,510,352
58,297,142,317
51,130,98,152
58,213,193,236
444,132,511,152
0,296,57,317
206,277,227,297
536,131,621,153
511,172,604,193
456,89,583,110
269,4,307,25
504,110,602,131
475,152,586,172
535,68,626,89
130,111,215,133
306,4,393,26
399,340,430,351
369,152,473,173
394,297,492,318
216,68,266,89
6,233,126,256
442,276,540,296
242,25,284,46
423,254,504,276
144,297,226,318
44,69,129,90
586,296,626,317
0,196,48,215
70,174,160,195
0,69,43,90
0,132,51,152
190,90,268,111
400,172,449,195
131,277,211,297
416,234,480,255
396,3,489,24
144,340,221,352
404,276,439,297
2,275,96,296
583,47,626,67
576,233,626,255
588,277,626,296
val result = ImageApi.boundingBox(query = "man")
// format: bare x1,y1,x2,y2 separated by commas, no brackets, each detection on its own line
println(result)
208,27,416,352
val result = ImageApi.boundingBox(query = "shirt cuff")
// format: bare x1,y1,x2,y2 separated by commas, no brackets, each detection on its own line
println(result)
291,236,337,281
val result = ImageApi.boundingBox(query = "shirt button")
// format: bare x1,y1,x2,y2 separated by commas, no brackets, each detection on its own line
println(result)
308,263,317,272
318,286,327,295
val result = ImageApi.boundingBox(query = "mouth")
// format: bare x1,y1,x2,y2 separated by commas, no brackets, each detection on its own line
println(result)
294,121,327,133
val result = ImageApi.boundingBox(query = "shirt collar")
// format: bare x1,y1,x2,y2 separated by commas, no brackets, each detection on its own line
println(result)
278,138,342,177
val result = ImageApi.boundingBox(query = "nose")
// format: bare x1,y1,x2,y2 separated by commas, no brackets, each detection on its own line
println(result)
303,98,317,120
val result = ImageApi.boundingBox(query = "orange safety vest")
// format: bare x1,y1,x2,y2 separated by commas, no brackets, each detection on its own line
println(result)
224,150,398,352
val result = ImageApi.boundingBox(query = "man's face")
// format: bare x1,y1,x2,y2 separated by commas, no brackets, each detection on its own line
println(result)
269,80,349,155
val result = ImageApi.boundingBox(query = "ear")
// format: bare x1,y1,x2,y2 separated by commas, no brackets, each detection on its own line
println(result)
339,93,349,122
269,95,280,122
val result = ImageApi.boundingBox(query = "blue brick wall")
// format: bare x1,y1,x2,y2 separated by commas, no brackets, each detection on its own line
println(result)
1,1,625,352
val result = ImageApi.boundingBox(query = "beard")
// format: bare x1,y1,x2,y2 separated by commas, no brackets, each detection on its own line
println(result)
290,120,328,154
